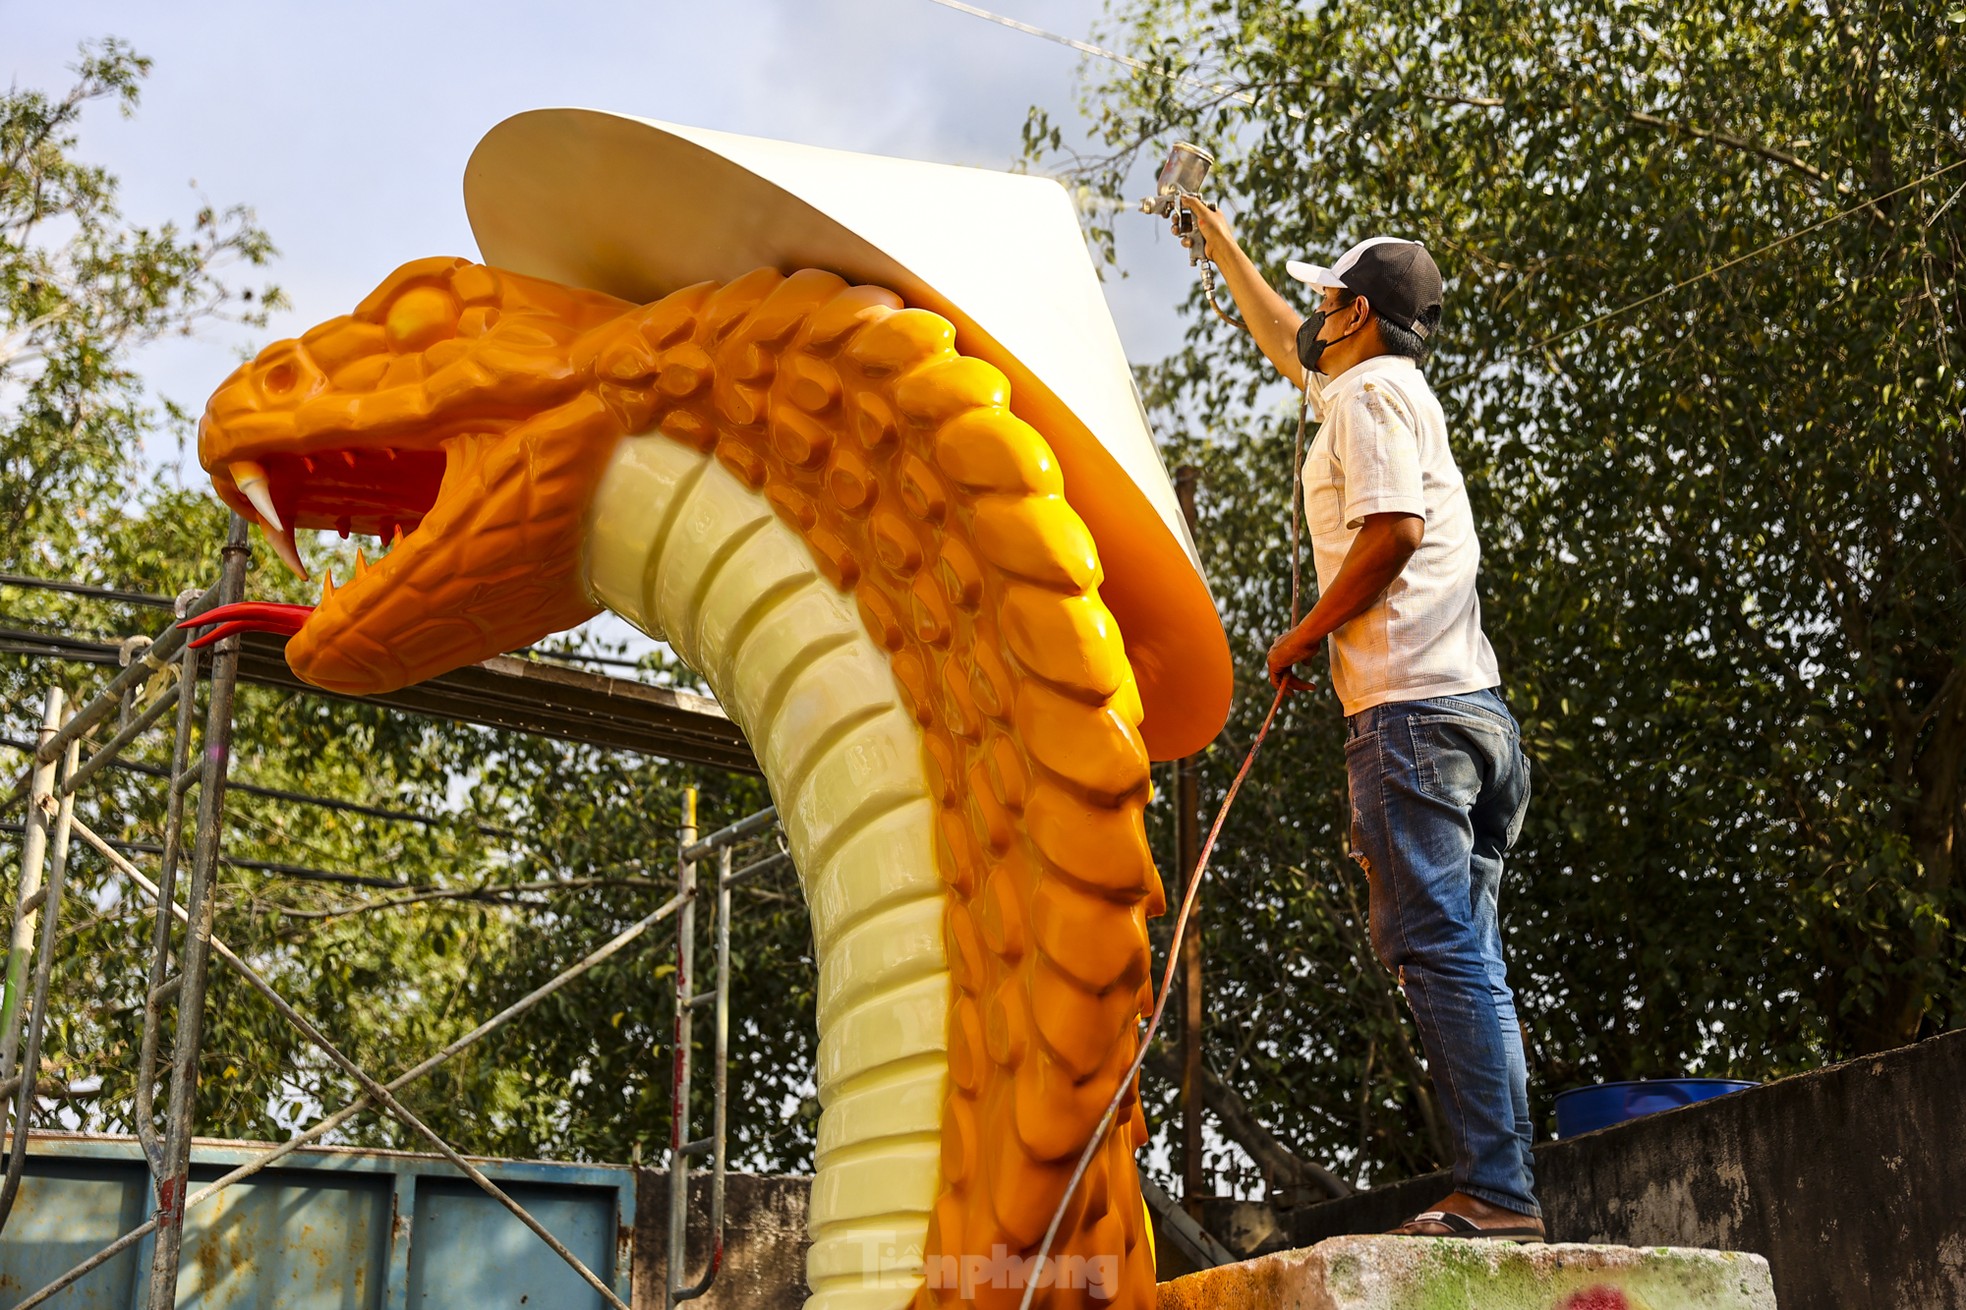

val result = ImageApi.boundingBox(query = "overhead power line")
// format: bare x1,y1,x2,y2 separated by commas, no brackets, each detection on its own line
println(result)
920,0,1306,120
1543,156,1966,347
0,572,178,610
0,819,403,889
1449,153,1966,384
0,734,514,836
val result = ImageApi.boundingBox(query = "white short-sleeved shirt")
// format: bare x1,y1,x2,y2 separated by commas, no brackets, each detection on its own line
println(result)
1302,355,1500,715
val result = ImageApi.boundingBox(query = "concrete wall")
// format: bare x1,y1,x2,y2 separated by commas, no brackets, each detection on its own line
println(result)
627,1030,1966,1308
633,1171,812,1309
1213,1028,1966,1310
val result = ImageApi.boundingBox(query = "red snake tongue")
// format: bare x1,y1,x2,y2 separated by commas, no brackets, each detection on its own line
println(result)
178,601,315,649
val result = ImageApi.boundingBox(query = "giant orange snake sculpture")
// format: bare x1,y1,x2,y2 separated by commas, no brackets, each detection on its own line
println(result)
188,111,1233,1310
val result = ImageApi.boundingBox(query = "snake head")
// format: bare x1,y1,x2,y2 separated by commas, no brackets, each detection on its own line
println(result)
191,257,636,693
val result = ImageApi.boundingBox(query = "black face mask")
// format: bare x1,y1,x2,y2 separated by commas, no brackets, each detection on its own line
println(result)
1296,305,1361,374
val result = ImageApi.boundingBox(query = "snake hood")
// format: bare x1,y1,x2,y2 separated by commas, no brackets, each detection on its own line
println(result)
463,110,1230,760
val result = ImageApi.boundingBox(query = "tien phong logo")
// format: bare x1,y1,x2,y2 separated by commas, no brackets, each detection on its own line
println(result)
920,1245,1120,1300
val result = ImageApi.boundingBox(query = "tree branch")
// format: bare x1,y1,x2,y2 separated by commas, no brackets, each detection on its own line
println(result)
1144,1044,1353,1201
1624,110,1849,195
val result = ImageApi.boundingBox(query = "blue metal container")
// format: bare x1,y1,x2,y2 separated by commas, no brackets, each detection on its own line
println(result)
1553,1078,1759,1137
0,1133,635,1309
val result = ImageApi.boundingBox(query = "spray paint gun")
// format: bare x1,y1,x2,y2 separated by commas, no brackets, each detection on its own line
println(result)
1137,143,1243,329
1138,142,1214,246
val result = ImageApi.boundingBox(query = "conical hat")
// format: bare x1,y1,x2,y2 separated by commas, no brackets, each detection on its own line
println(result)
463,109,1230,759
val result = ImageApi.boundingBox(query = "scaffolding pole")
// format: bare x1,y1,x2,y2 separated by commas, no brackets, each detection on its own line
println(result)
0,689,79,1228
3,519,771,1310
134,628,205,1179
141,515,248,1309
0,690,63,1072
669,797,773,1306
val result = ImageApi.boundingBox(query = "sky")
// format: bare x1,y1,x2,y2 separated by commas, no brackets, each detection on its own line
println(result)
11,2,1267,1181
10,0,1201,483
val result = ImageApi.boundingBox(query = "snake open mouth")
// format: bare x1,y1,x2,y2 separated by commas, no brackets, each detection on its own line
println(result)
187,437,453,653
185,258,635,693
223,444,448,573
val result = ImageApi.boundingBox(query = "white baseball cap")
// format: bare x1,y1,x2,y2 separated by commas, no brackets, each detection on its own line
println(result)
1286,236,1419,289
1286,237,1443,335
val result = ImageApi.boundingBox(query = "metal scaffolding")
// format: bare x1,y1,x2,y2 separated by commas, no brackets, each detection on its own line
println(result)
665,794,786,1308
0,520,775,1308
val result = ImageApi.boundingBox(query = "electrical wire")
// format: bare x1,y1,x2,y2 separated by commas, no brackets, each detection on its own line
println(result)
0,735,514,835
0,573,178,610
0,820,399,888
1444,153,1966,386
1019,382,1314,1307
920,0,1306,120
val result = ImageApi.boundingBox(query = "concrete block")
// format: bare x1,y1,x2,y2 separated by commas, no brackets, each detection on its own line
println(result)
1157,1237,1777,1310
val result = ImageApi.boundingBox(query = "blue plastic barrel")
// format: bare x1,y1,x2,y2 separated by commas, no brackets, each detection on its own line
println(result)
1552,1078,1758,1138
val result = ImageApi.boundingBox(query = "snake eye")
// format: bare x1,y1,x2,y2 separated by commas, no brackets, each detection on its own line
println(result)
264,362,297,395
384,285,460,352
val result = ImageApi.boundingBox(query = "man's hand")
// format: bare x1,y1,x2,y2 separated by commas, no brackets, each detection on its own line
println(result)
1176,194,1236,264
1269,514,1424,698
1266,624,1319,694
1171,197,1309,387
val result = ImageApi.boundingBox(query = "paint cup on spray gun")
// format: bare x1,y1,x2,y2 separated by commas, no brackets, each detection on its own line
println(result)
1138,143,1245,331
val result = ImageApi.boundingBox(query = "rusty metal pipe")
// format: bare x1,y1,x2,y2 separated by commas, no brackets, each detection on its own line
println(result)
135,636,203,1177
667,788,698,1308
673,843,734,1303
144,515,248,1310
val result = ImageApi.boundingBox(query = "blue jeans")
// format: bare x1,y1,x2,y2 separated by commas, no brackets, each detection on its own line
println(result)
1345,688,1537,1217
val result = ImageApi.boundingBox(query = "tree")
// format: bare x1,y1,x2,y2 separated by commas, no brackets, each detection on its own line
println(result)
1,38,281,579
2,46,820,1173
1035,0,1965,1191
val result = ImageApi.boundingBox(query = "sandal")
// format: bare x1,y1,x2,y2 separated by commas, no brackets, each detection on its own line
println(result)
1389,1210,1546,1243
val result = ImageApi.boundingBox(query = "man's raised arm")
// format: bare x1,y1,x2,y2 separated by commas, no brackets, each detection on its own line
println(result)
1178,195,1311,390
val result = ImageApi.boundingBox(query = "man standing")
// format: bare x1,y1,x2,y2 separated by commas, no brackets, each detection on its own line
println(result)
1178,197,1542,1240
